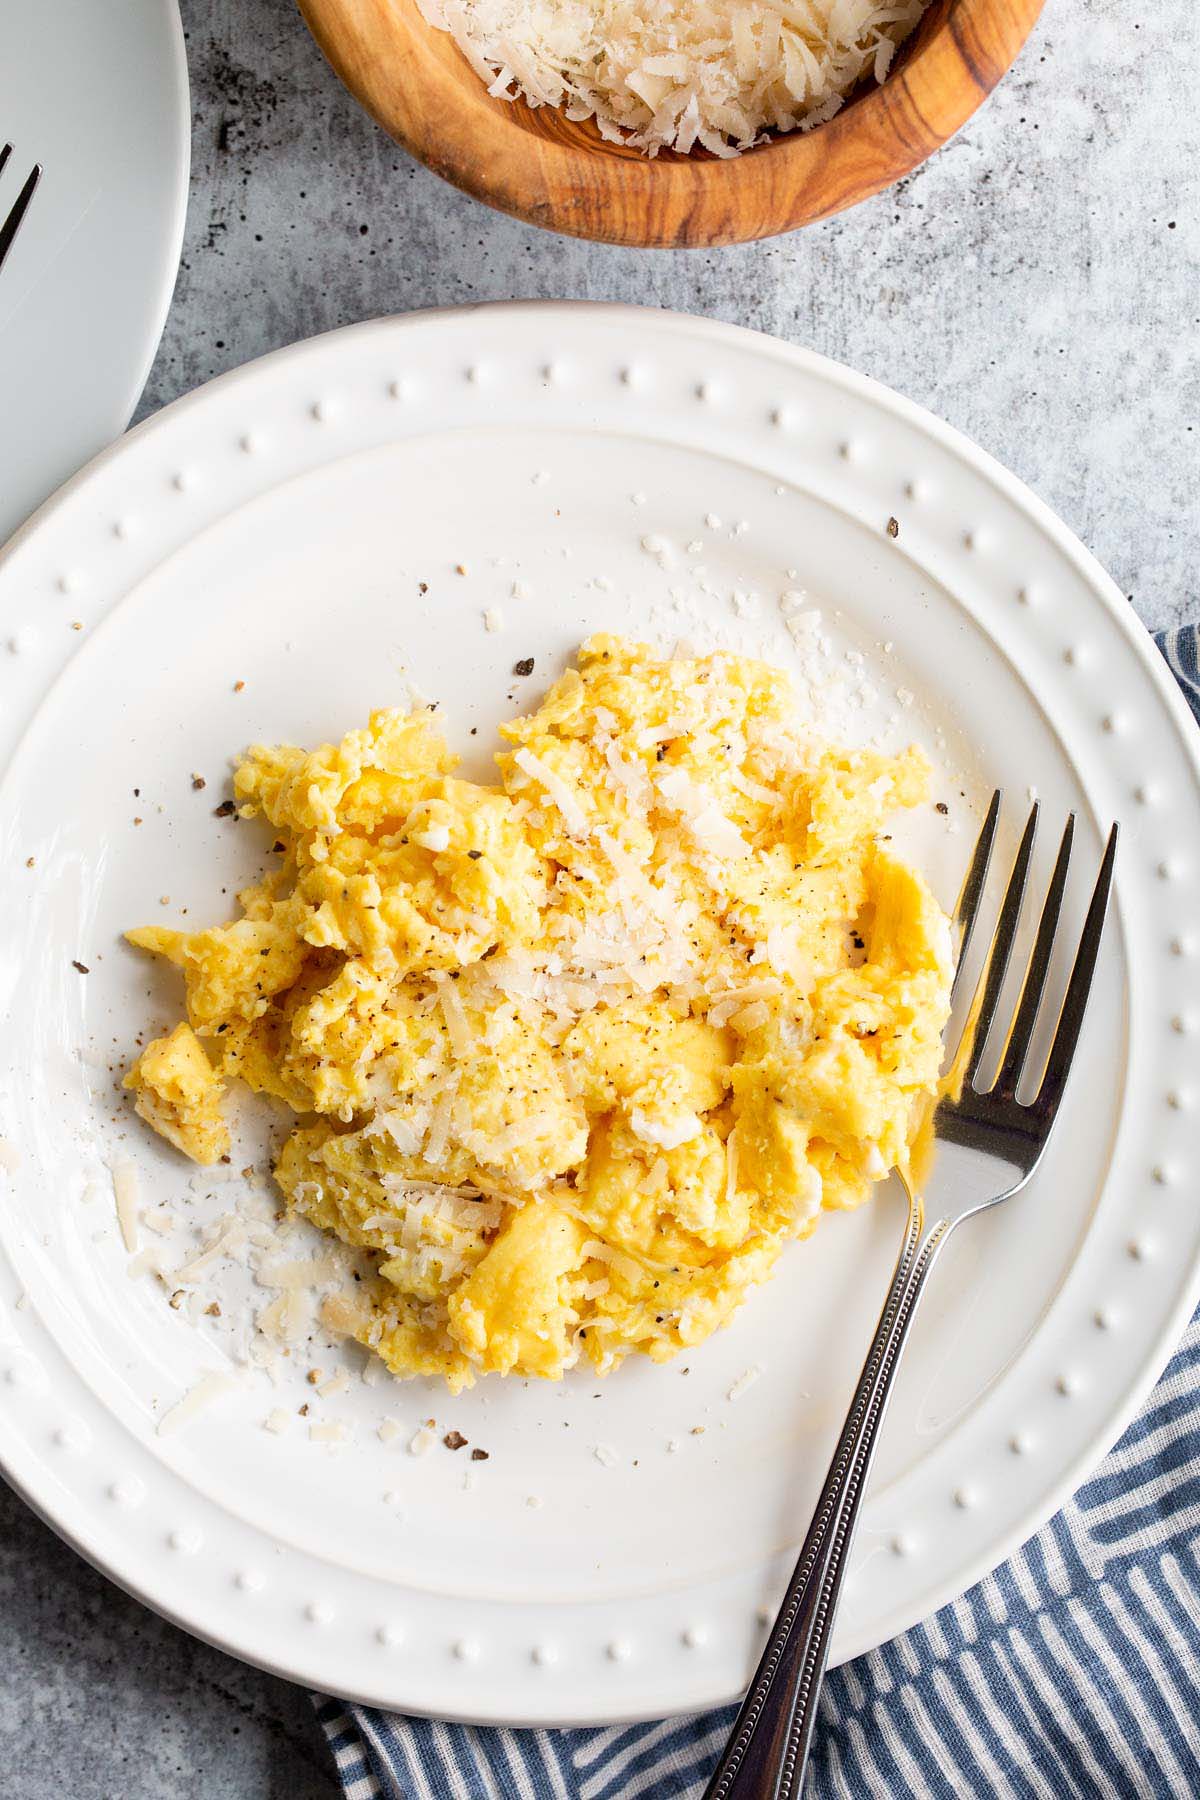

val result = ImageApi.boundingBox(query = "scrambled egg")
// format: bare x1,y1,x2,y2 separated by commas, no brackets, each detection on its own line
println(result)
125,636,952,1390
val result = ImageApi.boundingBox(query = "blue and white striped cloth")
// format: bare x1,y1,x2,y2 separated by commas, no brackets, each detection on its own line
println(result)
317,627,1200,1800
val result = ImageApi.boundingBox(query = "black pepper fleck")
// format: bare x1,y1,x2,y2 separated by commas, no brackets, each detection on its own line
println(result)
513,657,535,677
887,516,900,539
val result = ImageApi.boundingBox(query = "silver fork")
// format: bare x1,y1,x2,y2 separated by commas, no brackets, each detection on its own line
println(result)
704,793,1119,1800
0,143,43,276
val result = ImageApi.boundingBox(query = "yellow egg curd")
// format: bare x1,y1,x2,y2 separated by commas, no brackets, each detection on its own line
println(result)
125,635,952,1390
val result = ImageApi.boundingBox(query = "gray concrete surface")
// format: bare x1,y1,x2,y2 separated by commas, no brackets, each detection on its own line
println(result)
140,0,1198,629
0,1478,336,1797
4,0,1197,1795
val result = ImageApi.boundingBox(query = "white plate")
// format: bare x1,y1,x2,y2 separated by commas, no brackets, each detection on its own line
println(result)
1,305,1198,1727
0,0,189,546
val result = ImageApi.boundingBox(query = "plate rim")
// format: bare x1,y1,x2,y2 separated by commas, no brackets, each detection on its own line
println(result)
1,301,1198,1725
113,0,193,439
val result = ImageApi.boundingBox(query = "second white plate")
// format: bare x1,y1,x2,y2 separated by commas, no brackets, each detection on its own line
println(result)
0,305,1197,1725
0,0,189,546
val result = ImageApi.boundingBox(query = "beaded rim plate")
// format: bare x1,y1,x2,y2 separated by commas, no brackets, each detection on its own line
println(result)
0,305,1197,1726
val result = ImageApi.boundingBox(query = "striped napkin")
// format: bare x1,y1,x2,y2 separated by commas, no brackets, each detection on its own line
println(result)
318,627,1200,1800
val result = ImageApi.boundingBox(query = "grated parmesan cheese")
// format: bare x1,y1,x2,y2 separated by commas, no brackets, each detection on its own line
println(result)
416,0,924,157
435,974,473,1059
157,1370,237,1437
512,747,589,837
109,1158,140,1252
257,1288,313,1343
655,766,749,860
630,1107,701,1150
171,1216,248,1283
727,1364,764,1402
708,981,781,1028
257,1255,345,1290
423,1082,458,1167
728,999,771,1034
310,1419,351,1445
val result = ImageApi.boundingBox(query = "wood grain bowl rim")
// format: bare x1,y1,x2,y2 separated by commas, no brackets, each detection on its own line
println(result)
298,0,1045,247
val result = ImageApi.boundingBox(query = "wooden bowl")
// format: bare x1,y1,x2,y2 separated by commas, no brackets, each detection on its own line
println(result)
298,0,1044,248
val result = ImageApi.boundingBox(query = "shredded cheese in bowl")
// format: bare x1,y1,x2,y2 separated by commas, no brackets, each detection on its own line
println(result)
416,0,927,157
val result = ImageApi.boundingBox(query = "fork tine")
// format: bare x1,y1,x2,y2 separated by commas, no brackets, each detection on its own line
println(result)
1035,824,1119,1114
0,163,42,274
0,144,11,178
950,788,1002,1005
964,802,1039,1087
993,814,1075,1094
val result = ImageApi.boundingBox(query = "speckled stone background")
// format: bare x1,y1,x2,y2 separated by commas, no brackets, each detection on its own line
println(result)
3,0,1196,1795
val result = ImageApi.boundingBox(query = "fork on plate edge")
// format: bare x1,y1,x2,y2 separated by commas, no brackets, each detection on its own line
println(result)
705,792,1120,1800
0,143,42,275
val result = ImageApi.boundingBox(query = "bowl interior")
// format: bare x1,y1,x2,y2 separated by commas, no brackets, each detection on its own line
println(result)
407,0,955,163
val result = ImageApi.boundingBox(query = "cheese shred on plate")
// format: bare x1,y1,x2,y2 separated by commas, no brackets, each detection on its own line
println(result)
124,635,952,1393
417,0,926,156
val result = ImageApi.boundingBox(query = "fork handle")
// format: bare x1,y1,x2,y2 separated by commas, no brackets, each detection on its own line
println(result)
703,1201,952,1800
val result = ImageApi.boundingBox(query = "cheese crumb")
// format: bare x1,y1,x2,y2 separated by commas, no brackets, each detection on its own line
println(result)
483,607,504,633
157,1371,237,1437
640,533,678,571
310,1419,351,1445
109,1158,140,1252
630,1107,701,1150
727,1364,764,1402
